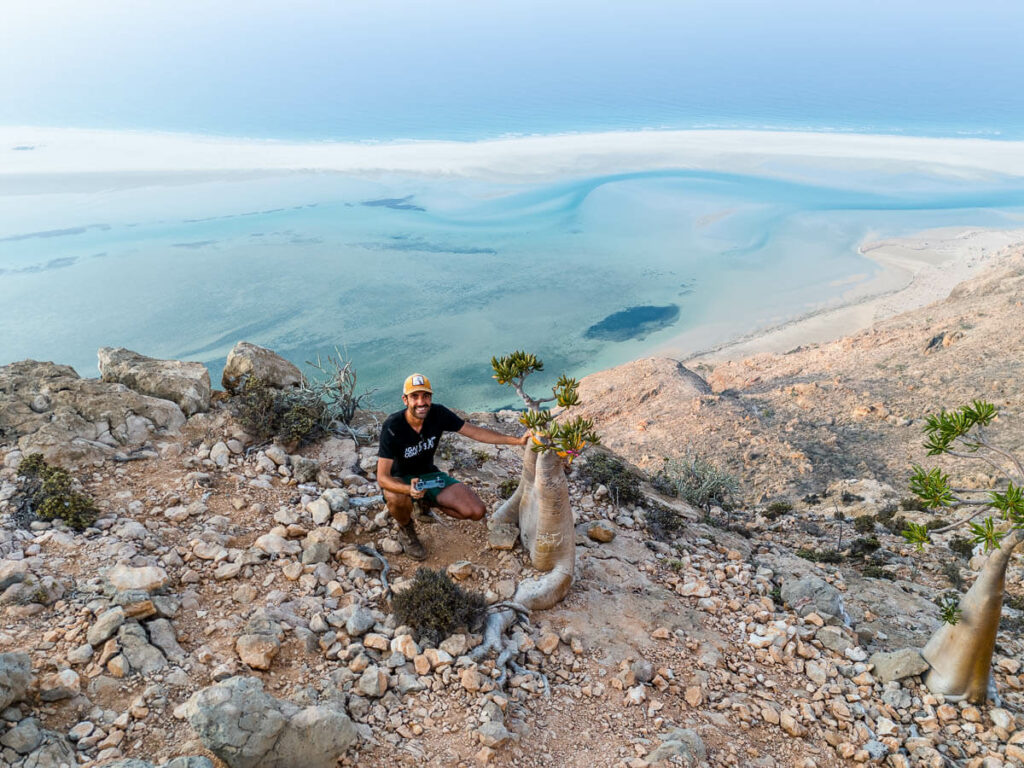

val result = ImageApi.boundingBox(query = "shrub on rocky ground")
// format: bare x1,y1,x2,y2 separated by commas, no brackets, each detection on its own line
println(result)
847,536,881,559
652,454,738,511
796,547,844,564
497,477,519,499
581,452,643,506
762,500,792,520
392,568,487,647
645,501,686,541
942,561,964,589
16,453,98,531
232,352,372,447
948,536,974,559
901,495,930,512
853,515,876,534
861,564,896,580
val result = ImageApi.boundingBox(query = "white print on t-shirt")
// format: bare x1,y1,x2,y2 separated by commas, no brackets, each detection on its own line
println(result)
404,436,437,459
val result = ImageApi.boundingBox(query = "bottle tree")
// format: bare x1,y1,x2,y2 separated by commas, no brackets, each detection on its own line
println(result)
902,400,1024,702
472,351,599,667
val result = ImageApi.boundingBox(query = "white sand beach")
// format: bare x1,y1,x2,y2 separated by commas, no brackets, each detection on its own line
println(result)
679,226,1024,364
4,126,1024,186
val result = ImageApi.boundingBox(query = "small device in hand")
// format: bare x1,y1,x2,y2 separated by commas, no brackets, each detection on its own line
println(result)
413,477,446,491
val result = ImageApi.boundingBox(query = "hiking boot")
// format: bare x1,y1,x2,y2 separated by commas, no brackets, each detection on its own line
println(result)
397,520,427,560
415,499,438,524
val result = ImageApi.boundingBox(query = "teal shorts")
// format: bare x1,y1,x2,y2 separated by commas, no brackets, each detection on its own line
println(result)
400,471,460,503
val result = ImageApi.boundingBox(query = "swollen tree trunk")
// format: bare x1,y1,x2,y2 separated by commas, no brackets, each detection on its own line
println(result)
922,528,1024,703
479,448,575,650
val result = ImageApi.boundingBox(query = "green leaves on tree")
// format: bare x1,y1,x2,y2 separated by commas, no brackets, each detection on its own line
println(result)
491,351,543,385
493,350,599,461
937,593,963,626
968,516,1005,553
989,482,1024,527
922,399,997,455
909,465,955,508
554,375,580,408
901,521,931,551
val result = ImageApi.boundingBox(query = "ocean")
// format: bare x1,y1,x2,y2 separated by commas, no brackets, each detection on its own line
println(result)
3,1,1024,410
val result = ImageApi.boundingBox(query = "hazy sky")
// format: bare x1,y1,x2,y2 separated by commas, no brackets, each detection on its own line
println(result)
2,1,1022,139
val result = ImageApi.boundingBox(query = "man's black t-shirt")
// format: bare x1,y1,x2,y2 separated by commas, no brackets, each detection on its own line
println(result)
378,404,465,477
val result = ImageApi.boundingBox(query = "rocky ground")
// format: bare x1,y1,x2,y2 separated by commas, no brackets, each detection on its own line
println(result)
0,245,1023,768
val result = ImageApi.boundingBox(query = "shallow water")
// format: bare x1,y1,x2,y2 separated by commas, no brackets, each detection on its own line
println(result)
3,165,1024,410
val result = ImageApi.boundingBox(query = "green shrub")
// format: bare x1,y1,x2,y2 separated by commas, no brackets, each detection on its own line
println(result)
881,514,907,535
853,516,876,534
653,454,738,511
900,496,929,512
233,351,372,447
861,565,895,580
16,454,97,531
948,536,974,559
581,452,643,506
875,504,898,523
797,548,844,564
645,502,685,541
234,376,328,447
942,561,964,590
497,477,519,500
763,501,792,521
847,536,881,559
392,568,487,646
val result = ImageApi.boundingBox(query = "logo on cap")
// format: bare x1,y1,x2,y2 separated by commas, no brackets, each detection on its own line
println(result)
403,373,433,395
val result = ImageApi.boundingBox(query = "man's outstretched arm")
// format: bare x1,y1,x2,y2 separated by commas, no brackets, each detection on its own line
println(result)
458,422,530,447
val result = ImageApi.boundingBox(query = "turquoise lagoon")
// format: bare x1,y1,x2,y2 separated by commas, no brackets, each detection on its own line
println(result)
3,163,1024,410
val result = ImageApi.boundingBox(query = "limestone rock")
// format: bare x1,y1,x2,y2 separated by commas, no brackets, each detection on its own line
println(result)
185,676,357,768
88,606,126,647
587,520,616,542
0,360,186,466
97,347,211,416
222,342,302,394
38,668,80,701
236,612,284,671
0,652,33,709
644,728,706,766
118,622,167,675
780,575,844,619
147,618,187,664
476,721,512,748
869,648,930,684
107,565,169,593
0,720,76,766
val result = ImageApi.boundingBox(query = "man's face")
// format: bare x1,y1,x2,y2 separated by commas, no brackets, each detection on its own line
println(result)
403,390,432,420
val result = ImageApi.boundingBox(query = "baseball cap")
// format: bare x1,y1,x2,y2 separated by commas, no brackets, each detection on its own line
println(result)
403,373,433,395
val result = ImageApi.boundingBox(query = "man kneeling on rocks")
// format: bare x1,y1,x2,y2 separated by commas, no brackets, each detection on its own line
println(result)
376,373,530,560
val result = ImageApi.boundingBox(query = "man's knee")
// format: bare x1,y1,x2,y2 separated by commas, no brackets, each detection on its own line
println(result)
466,499,486,521
383,490,411,516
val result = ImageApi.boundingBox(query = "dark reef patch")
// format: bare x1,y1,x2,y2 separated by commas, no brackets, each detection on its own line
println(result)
355,235,495,256
584,304,680,342
361,195,426,212
172,240,217,249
